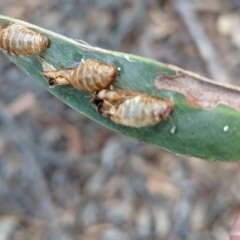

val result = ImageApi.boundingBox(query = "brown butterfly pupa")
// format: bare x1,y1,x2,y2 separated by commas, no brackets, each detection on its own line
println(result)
41,59,118,93
92,89,174,128
0,24,49,56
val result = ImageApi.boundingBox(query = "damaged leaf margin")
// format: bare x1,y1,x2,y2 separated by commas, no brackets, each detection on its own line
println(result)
155,65,240,112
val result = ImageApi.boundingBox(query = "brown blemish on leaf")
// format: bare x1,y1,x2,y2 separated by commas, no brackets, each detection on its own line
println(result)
155,65,240,112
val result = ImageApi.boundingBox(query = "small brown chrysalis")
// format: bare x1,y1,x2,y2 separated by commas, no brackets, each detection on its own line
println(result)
41,59,118,93
92,89,173,128
0,24,49,56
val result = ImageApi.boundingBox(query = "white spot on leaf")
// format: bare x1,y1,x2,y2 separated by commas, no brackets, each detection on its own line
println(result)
170,125,176,134
124,55,134,62
223,125,229,132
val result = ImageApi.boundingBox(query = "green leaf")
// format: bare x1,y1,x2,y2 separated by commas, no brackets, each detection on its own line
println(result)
1,15,240,162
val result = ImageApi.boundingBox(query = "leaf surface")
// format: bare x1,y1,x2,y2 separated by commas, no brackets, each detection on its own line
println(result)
1,15,240,161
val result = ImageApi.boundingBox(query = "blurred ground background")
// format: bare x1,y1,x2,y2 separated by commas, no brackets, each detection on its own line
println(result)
0,0,240,239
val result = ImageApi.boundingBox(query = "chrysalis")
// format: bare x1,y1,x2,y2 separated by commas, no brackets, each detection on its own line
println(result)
42,59,118,93
92,89,173,128
0,24,49,56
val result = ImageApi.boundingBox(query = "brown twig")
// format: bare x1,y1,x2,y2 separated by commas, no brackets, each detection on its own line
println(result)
173,0,230,84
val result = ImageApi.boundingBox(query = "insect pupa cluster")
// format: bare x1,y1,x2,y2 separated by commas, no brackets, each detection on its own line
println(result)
92,89,173,128
0,24,49,56
0,22,173,127
41,57,174,128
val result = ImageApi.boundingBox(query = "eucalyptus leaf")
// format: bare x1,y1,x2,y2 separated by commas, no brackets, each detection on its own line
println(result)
1,15,240,161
